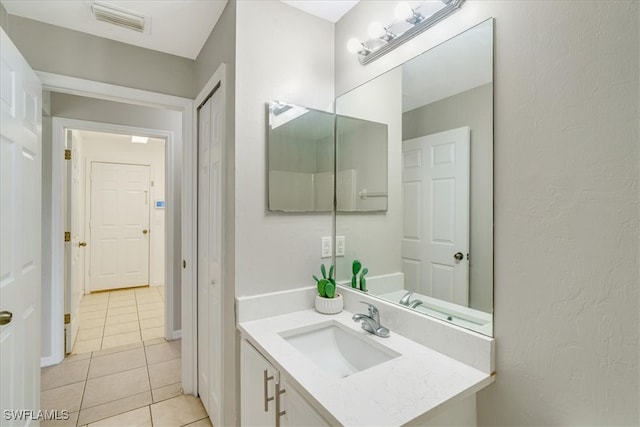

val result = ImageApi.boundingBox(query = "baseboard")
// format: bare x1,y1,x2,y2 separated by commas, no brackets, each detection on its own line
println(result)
170,329,182,340
41,354,63,368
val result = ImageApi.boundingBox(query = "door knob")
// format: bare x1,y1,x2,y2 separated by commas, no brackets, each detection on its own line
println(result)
0,311,13,325
454,252,464,261
142,229,148,234
79,242,87,247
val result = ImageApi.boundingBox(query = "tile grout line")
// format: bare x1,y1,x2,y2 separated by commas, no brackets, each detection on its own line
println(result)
74,346,94,427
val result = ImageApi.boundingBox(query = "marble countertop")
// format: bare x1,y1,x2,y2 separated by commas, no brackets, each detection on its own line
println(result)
238,309,494,426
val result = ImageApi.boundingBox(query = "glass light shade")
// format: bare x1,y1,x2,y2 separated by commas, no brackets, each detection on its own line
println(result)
347,37,362,54
394,1,413,21
368,21,386,39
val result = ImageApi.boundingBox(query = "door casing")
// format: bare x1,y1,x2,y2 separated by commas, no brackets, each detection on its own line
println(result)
42,77,193,399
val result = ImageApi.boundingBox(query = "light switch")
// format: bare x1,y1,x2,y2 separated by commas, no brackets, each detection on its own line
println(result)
336,236,345,257
321,236,332,258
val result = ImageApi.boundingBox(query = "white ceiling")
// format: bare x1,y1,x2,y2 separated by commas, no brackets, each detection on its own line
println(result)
1,0,357,59
1,0,228,59
281,0,358,23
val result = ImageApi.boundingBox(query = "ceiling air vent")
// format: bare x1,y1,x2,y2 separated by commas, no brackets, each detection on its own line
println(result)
92,1,147,33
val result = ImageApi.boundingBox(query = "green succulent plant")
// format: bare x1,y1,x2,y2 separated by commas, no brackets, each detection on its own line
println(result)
313,263,337,298
359,267,368,292
351,260,362,288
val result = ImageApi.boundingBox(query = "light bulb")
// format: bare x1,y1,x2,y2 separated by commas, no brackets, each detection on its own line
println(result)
368,21,386,39
394,1,413,21
347,37,362,54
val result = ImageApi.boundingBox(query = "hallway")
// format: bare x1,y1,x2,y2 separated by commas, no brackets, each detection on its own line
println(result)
41,339,211,427
73,287,165,354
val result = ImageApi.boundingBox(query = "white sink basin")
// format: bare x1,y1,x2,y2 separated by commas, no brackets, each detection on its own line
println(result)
279,321,400,378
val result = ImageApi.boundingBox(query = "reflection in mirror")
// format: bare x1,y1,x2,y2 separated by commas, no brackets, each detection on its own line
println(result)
336,115,388,212
267,102,334,212
335,19,494,336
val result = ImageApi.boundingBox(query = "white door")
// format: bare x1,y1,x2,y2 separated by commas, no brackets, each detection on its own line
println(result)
197,88,223,426
402,127,470,305
0,28,42,424
89,162,150,291
66,131,85,352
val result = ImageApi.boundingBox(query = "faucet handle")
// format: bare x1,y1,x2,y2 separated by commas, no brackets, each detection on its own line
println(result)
359,301,378,318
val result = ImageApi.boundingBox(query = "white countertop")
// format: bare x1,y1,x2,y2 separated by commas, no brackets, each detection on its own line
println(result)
238,309,494,426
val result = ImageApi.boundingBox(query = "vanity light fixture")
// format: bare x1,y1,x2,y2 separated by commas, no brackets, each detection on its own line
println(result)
347,0,465,65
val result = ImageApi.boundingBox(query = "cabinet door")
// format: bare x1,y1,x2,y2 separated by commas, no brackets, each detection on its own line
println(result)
281,379,330,427
241,340,277,426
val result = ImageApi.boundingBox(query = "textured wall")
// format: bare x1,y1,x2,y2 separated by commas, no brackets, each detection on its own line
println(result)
235,0,335,297
336,1,639,424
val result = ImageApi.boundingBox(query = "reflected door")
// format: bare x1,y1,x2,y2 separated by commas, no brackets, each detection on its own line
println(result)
402,127,470,305
89,162,150,291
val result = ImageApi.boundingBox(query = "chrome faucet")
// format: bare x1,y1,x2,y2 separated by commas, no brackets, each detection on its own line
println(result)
409,300,423,309
400,290,423,309
399,290,413,305
352,302,390,338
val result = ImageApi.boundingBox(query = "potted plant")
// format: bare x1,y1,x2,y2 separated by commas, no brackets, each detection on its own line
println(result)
312,264,343,314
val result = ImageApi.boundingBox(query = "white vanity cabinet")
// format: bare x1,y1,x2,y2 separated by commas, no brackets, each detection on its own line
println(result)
241,339,330,427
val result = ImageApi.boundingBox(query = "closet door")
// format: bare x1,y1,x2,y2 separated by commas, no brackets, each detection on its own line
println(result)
197,87,223,426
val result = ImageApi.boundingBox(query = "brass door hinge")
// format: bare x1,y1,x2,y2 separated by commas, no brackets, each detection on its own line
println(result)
64,313,70,324
64,149,71,160
64,231,71,242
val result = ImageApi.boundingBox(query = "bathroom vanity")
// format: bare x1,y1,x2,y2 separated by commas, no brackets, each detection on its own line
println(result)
237,290,495,426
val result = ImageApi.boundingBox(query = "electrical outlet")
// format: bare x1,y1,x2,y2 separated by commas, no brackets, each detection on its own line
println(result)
336,236,345,257
321,236,332,258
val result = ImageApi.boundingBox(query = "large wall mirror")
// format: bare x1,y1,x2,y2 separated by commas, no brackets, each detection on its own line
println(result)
335,19,494,336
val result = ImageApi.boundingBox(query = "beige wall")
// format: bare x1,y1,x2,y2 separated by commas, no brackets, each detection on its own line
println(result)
336,0,639,425
4,15,195,98
403,83,493,313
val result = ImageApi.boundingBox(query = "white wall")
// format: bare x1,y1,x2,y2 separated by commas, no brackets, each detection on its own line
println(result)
336,1,639,424
235,0,335,297
335,68,403,283
79,132,166,289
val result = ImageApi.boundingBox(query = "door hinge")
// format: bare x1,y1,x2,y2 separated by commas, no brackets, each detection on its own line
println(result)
64,313,70,324
64,149,71,160
64,231,71,242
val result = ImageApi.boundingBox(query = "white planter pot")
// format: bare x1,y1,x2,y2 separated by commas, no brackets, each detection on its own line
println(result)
315,293,343,315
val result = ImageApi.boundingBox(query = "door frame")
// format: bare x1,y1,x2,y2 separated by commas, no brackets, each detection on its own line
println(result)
192,64,228,424
57,121,168,292
39,72,198,395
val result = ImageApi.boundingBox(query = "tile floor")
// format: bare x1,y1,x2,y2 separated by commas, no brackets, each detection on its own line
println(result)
74,287,166,354
41,339,211,427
